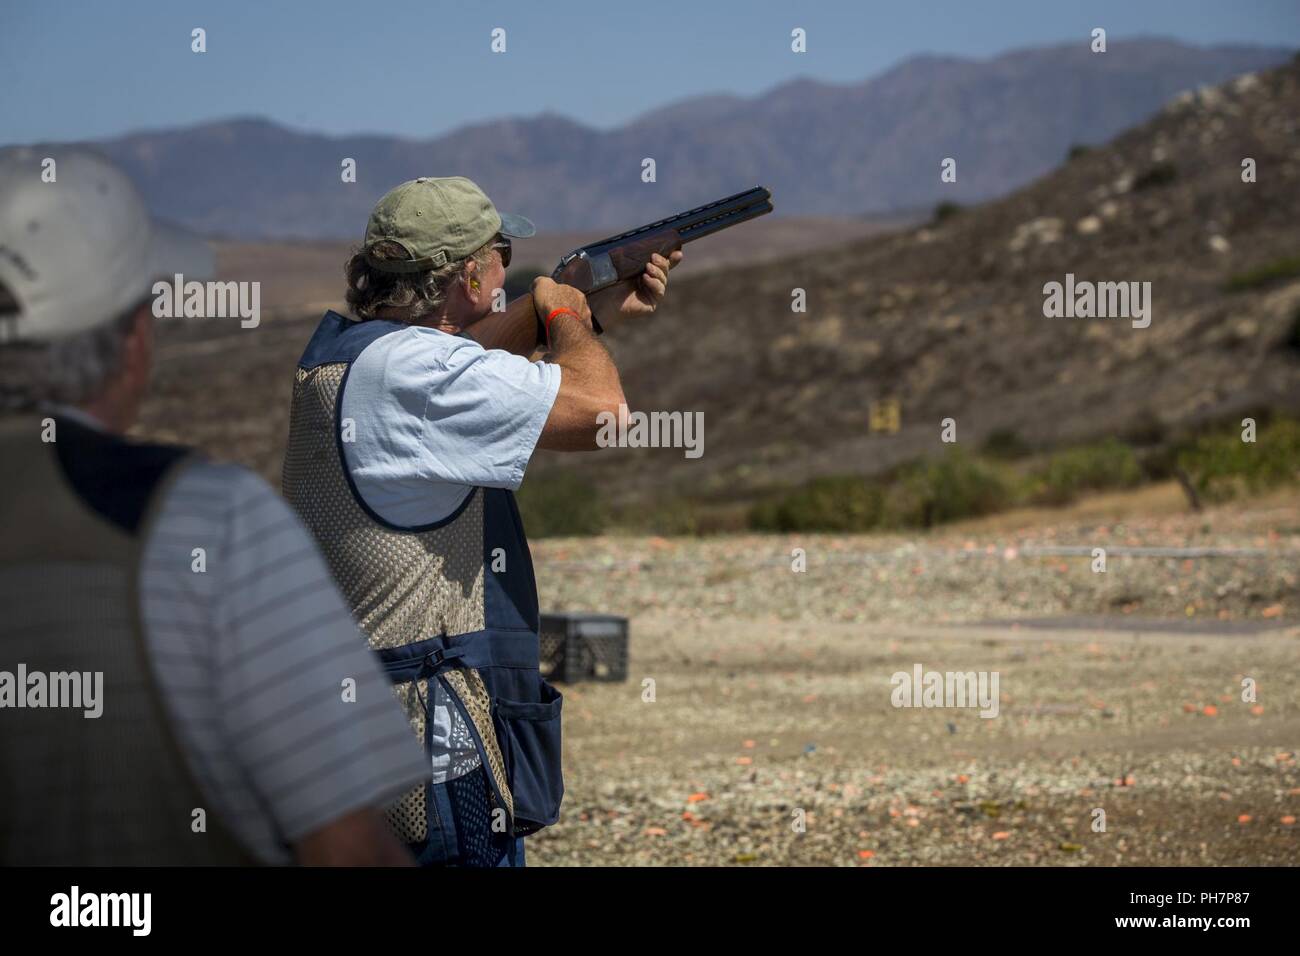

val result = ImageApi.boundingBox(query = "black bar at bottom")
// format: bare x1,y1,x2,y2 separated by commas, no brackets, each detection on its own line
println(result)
1,865,1288,941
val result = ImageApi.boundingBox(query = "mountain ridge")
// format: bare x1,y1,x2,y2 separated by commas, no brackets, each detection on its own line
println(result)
42,38,1294,241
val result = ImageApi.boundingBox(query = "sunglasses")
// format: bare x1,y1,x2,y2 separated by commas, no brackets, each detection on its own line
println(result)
492,236,512,269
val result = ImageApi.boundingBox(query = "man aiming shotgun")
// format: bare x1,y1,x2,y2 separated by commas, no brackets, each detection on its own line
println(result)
473,186,774,345
281,178,771,866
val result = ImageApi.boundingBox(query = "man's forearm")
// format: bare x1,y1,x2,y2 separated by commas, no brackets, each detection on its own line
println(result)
294,808,416,866
535,313,626,451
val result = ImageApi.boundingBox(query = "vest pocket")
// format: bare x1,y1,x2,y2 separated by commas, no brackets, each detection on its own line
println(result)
491,679,564,833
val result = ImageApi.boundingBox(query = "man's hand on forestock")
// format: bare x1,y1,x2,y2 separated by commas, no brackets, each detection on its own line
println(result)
586,250,684,321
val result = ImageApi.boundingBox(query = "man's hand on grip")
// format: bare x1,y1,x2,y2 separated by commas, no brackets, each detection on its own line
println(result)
531,276,593,334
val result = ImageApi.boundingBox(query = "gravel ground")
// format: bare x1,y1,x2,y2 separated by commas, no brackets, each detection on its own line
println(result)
524,495,1300,865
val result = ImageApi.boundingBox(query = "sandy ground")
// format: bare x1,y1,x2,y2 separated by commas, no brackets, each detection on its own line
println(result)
525,493,1300,865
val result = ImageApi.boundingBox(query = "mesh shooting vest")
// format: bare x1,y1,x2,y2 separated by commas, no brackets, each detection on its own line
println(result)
0,414,254,865
281,311,564,847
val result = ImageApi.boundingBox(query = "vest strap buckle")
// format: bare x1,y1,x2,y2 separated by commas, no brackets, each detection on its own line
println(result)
419,646,465,677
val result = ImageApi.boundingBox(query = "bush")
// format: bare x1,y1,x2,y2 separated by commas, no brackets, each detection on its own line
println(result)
749,476,885,533
1176,417,1300,503
882,450,1013,528
744,422,1300,534
981,428,1032,460
1224,256,1300,292
1066,143,1092,161
1132,161,1178,191
515,471,606,537
1286,306,1300,355
932,201,963,224
612,496,701,536
1121,410,1168,447
1027,439,1142,506
750,452,1014,532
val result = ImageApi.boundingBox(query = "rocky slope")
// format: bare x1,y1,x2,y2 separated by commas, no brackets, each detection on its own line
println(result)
559,58,1300,504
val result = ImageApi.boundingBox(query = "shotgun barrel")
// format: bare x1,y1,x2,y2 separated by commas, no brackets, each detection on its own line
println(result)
578,186,773,253
551,187,774,300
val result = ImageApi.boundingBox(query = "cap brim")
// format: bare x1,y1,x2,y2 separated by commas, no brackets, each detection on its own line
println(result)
498,212,536,239
149,219,216,282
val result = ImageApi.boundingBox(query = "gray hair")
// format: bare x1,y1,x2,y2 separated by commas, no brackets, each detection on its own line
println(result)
0,288,141,412
345,238,497,321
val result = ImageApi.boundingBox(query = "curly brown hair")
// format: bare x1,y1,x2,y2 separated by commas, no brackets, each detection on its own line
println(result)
344,238,497,321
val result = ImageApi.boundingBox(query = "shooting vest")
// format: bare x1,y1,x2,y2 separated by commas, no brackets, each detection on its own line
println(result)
281,311,564,849
0,414,254,865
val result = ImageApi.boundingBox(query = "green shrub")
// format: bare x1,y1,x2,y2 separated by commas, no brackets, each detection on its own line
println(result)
744,422,1300,534
1176,417,1300,503
981,428,1032,460
612,496,701,536
1137,444,1180,482
1066,143,1092,161
1287,306,1300,354
748,476,885,533
1132,161,1178,191
1224,256,1300,292
932,201,963,224
751,452,1013,532
1028,439,1142,506
882,450,1013,528
516,471,606,537
1121,410,1168,447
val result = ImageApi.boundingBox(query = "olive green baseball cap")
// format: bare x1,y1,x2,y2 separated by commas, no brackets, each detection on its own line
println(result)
363,176,535,274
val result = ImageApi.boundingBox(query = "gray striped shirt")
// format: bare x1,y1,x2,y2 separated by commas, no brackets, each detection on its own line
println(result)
140,460,428,864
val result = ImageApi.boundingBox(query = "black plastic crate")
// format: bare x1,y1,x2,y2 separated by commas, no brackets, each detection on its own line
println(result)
539,612,629,683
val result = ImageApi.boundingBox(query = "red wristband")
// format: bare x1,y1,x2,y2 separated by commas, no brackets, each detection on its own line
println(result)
545,307,581,343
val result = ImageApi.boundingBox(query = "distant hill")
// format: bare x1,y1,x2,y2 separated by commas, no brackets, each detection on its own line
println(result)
75,38,1293,239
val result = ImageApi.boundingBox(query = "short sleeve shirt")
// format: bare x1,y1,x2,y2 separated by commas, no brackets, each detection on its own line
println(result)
141,461,431,864
340,326,560,526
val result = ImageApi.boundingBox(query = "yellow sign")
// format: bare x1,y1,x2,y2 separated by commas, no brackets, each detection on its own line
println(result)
869,399,901,434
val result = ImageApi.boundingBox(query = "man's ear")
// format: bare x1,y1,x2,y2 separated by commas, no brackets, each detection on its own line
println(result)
463,260,480,298
123,303,154,383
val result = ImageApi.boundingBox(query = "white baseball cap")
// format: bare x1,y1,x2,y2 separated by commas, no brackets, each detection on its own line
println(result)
0,146,215,344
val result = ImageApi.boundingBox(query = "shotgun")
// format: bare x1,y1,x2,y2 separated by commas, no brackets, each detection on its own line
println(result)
550,186,773,333
489,187,773,348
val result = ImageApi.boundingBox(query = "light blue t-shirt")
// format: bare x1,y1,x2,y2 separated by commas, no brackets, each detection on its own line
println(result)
340,325,561,526
338,324,561,783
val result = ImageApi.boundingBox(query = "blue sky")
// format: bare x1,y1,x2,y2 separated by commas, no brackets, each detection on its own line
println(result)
2,0,1297,144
